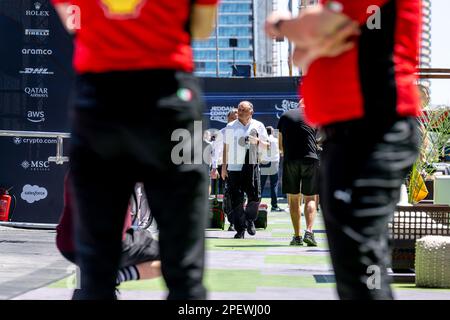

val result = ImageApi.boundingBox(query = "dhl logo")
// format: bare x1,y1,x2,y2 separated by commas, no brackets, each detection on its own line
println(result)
99,0,147,18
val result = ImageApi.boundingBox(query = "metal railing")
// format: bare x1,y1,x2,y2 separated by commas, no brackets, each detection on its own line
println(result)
418,68,450,79
0,130,70,164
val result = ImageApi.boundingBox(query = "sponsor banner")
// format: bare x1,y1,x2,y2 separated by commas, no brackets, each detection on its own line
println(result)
1,0,75,132
0,136,68,223
204,95,300,130
201,77,301,130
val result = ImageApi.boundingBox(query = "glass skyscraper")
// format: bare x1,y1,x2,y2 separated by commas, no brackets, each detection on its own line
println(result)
192,0,274,77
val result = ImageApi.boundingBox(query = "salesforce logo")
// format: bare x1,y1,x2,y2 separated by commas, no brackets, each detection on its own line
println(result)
21,184,48,204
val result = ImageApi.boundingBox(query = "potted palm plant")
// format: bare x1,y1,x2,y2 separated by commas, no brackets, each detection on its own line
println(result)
390,85,450,272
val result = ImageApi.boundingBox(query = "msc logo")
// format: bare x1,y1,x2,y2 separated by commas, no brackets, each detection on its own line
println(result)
21,160,50,171
27,111,45,123
100,0,147,18
19,68,54,75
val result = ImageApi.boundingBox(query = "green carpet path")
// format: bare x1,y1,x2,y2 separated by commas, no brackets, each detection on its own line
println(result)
48,198,450,297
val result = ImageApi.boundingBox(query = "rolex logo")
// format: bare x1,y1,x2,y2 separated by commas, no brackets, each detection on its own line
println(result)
35,2,41,10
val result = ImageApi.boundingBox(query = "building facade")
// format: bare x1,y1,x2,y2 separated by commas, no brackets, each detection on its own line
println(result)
420,0,432,88
192,0,274,77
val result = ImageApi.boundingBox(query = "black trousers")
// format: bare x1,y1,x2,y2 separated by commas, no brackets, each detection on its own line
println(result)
210,165,224,195
320,117,419,300
227,165,261,232
69,70,208,300
260,161,279,208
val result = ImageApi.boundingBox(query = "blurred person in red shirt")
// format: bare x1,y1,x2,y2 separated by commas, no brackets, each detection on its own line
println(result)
266,0,421,299
52,0,219,300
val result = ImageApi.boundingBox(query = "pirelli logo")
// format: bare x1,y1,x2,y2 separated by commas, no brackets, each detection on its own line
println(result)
25,29,50,36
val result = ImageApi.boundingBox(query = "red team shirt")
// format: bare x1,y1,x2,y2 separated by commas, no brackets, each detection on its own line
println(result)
302,0,422,127
51,0,219,73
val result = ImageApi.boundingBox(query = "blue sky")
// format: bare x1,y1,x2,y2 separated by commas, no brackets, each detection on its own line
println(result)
430,0,450,105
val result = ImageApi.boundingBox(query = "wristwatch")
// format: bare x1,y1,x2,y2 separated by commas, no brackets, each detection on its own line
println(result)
324,1,344,13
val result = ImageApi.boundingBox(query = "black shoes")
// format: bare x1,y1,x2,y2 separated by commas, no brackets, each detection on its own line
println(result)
289,236,303,246
234,230,245,239
271,206,285,212
246,220,256,236
228,224,235,231
303,230,318,247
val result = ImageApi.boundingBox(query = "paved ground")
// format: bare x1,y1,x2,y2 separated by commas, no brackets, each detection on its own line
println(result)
2,198,450,300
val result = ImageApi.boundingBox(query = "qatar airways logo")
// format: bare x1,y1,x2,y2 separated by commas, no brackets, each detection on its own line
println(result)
25,87,48,98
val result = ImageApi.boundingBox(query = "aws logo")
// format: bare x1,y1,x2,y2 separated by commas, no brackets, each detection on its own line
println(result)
99,0,147,18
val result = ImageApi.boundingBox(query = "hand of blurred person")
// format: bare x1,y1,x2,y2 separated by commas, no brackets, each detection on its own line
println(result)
265,5,359,52
221,166,228,180
210,168,219,180
265,11,293,39
292,21,360,72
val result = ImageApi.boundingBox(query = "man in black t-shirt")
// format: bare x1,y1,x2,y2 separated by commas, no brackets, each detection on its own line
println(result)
277,106,319,247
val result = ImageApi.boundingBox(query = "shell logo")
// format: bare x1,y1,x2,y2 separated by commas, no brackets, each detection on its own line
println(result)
99,0,147,18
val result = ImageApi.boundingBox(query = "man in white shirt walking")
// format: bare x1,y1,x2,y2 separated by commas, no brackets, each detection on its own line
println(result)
221,101,269,238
